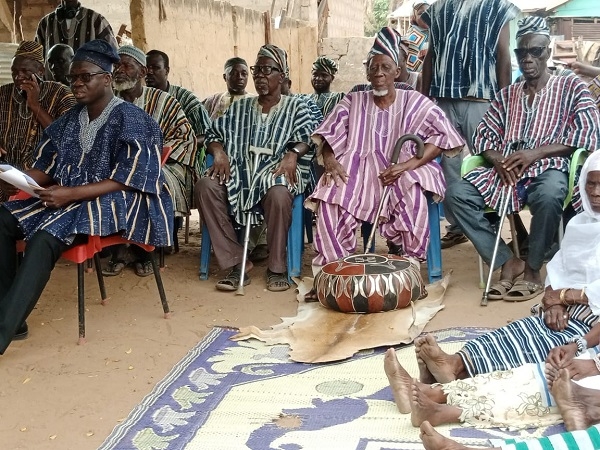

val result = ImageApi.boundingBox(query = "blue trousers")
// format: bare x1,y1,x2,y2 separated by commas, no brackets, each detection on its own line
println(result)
446,169,567,271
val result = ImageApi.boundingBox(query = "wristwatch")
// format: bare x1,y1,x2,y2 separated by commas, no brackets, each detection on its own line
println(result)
288,146,301,156
568,336,588,356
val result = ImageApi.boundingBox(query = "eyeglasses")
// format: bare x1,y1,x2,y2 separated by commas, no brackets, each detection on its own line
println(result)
250,65,281,76
65,71,109,84
513,47,547,60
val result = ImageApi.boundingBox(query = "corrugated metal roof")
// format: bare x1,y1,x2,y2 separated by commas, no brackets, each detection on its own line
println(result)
0,43,19,87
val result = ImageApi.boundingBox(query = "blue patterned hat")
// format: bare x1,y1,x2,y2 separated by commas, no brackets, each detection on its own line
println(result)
73,39,119,72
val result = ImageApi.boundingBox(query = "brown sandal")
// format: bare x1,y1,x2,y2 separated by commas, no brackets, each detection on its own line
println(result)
487,279,514,300
504,280,544,302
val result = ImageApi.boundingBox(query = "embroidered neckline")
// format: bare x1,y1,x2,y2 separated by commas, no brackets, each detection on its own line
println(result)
79,97,123,154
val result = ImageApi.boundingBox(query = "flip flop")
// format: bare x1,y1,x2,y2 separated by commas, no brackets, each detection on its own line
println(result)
134,260,154,277
487,279,514,300
102,260,126,277
504,280,544,302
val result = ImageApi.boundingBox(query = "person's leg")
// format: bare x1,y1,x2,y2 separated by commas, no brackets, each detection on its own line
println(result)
549,368,600,431
195,176,253,290
420,421,497,450
436,98,466,243
0,207,22,299
414,334,469,383
312,201,360,276
0,229,68,353
523,169,568,284
262,186,293,291
411,383,463,427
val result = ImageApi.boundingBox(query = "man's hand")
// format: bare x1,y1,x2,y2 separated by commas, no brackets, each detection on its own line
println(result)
321,152,349,187
546,343,578,370
0,180,19,197
484,150,518,186
272,152,298,186
544,304,569,331
207,147,231,184
502,149,539,178
21,74,42,111
36,185,78,209
379,161,413,186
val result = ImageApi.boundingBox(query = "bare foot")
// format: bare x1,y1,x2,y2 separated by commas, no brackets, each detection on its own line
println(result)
411,382,445,426
545,363,559,390
499,257,525,282
416,334,457,383
420,421,472,450
384,348,413,413
415,336,436,384
551,368,589,431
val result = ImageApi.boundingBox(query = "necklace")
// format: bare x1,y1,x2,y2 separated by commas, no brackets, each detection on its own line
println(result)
58,10,85,41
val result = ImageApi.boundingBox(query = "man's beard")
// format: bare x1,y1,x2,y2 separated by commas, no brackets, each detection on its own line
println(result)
113,78,138,92
372,89,388,97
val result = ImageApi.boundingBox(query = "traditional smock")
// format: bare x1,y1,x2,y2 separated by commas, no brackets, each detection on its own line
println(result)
3,99,173,247
307,90,464,260
458,151,600,377
205,95,316,226
466,74,600,213
307,92,345,118
202,91,256,121
122,86,197,217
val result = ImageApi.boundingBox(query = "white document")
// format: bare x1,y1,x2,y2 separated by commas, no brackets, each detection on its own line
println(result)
0,164,45,197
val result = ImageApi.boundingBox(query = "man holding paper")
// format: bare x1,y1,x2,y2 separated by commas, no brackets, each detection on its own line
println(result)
0,40,173,353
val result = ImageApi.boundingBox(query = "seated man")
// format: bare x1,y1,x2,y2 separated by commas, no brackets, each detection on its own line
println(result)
306,27,464,283
46,43,74,85
203,57,256,120
0,41,75,201
105,44,196,276
0,40,172,353
307,56,344,118
195,44,317,292
446,17,600,301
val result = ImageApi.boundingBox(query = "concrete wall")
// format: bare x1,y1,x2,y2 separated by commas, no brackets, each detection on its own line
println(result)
320,36,372,92
323,0,365,38
131,0,317,98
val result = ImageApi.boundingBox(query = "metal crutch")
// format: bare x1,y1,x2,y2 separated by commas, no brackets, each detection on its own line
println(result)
481,185,514,306
236,146,272,296
365,134,425,251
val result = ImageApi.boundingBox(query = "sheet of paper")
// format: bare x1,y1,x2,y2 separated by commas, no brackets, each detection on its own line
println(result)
0,164,44,198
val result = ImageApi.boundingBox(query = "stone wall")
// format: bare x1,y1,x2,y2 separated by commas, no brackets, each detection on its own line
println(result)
131,0,317,98
320,36,372,92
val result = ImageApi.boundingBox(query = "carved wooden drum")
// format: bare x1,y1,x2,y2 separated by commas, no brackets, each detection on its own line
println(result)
314,254,425,313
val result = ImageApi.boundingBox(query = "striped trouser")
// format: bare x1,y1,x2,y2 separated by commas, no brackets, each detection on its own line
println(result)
496,424,600,450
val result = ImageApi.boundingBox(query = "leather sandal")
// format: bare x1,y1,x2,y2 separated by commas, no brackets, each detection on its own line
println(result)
102,260,126,277
504,280,544,302
487,279,514,300
266,269,291,292
134,260,154,277
216,267,250,291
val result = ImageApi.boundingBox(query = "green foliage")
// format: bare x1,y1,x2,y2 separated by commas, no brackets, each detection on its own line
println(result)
365,0,390,37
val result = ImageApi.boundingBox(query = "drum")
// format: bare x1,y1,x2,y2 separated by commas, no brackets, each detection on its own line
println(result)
314,254,425,313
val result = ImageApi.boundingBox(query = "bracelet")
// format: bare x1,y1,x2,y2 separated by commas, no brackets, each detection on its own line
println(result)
560,288,570,305
568,336,588,357
543,304,564,313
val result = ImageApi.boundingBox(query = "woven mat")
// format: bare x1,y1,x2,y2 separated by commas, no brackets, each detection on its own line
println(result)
99,327,564,450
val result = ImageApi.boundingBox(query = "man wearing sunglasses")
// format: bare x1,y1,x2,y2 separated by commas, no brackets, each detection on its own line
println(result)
447,17,600,302
0,40,173,352
195,44,317,292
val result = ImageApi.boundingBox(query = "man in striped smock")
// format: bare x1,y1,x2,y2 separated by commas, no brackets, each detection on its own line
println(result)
195,45,317,292
0,40,172,353
306,28,464,283
307,56,344,118
105,45,196,277
446,17,600,302
35,0,117,57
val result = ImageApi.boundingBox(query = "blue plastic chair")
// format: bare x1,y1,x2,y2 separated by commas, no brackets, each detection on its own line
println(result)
198,193,305,283
360,193,442,284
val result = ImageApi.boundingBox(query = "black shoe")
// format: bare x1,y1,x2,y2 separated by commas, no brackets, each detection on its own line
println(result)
13,322,28,340
386,240,404,256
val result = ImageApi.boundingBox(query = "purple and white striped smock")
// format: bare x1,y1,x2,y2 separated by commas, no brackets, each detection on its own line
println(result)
307,90,464,265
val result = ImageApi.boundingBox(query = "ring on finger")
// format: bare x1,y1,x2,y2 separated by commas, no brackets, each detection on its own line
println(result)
563,314,568,319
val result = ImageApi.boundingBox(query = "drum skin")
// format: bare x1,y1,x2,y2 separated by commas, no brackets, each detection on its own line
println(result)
314,254,425,313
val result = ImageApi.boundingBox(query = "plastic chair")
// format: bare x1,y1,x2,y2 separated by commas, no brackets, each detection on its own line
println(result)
360,192,443,284
461,148,589,287
199,193,305,283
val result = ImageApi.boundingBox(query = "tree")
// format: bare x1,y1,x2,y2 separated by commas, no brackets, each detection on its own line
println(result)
365,0,390,37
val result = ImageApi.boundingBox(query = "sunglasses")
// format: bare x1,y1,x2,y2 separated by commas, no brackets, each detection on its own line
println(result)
514,46,547,60
65,71,109,84
250,65,281,76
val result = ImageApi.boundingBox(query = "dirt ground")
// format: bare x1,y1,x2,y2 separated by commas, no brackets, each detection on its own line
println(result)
0,212,538,449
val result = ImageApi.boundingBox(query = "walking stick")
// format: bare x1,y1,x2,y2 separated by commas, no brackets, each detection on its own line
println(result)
481,185,514,306
365,134,425,250
236,146,272,296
